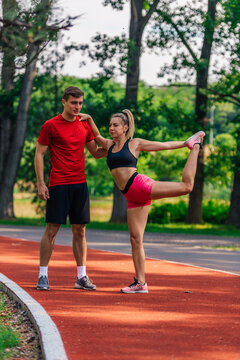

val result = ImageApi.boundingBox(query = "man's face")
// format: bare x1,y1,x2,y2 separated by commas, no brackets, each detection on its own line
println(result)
62,95,83,116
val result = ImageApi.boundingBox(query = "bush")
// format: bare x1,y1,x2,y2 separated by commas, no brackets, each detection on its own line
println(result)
148,199,230,225
202,199,229,225
148,200,188,224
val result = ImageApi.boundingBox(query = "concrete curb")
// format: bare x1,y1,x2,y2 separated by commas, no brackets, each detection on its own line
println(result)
0,273,68,360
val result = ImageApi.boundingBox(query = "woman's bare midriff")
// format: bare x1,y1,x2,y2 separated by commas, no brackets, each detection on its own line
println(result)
111,167,137,191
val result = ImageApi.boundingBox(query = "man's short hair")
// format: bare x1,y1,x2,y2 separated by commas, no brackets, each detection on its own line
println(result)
62,86,84,100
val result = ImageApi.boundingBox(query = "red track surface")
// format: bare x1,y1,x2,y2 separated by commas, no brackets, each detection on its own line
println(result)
0,235,240,360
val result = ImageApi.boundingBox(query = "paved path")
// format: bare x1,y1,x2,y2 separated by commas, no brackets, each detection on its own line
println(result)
0,235,240,360
0,225,239,275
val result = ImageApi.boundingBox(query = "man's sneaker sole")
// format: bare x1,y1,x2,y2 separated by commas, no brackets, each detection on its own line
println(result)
74,283,96,291
37,287,50,291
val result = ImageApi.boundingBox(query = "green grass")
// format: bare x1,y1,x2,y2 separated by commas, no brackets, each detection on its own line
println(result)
1,217,240,237
0,290,20,359
88,221,240,237
0,192,239,237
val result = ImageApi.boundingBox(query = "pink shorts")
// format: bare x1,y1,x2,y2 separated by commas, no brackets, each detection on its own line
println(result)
122,173,154,209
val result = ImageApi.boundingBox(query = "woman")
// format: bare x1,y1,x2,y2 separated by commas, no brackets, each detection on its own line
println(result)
80,110,205,294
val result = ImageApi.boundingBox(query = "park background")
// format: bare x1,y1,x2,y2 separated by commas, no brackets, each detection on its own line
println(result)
0,0,240,236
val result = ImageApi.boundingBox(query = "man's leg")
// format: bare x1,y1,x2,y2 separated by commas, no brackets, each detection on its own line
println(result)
72,224,87,266
37,222,60,290
40,222,61,265
72,224,96,290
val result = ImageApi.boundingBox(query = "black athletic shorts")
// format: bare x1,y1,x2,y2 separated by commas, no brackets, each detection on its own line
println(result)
46,183,90,225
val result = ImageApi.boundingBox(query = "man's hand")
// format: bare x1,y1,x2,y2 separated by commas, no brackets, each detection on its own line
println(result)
37,182,49,201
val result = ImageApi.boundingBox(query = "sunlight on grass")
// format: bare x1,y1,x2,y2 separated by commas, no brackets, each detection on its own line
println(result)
13,193,112,221
1,192,238,237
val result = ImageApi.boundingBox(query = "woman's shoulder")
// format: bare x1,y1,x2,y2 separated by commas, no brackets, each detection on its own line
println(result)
129,137,145,145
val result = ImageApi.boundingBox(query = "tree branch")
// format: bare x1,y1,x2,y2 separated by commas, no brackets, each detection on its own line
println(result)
141,0,160,30
157,9,199,66
0,15,79,32
208,87,240,107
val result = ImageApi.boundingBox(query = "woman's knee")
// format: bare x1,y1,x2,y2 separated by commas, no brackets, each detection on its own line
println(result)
130,234,142,249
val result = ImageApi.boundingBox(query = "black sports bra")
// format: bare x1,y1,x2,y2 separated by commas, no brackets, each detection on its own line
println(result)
107,139,138,170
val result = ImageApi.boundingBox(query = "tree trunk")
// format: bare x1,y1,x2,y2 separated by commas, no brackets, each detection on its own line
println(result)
125,0,143,102
0,44,38,218
110,183,127,223
228,129,240,228
186,0,217,223
110,0,144,223
0,0,19,217
110,0,160,223
228,171,240,228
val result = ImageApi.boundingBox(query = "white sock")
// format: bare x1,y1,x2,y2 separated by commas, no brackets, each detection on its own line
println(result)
77,266,86,279
39,266,48,278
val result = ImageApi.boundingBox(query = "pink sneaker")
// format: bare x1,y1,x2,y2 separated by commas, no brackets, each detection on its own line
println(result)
121,278,148,294
185,131,205,149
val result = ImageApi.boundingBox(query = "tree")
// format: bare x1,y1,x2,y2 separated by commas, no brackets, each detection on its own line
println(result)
80,0,238,224
80,0,161,222
207,0,240,227
80,0,220,223
0,0,76,218
146,0,218,223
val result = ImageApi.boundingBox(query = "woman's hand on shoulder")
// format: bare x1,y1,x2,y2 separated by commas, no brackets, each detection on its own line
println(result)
79,113,92,121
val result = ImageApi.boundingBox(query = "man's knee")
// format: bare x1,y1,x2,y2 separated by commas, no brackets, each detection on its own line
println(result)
44,223,60,241
72,224,86,239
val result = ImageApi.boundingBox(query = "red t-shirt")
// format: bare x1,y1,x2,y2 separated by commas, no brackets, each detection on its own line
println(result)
38,114,95,186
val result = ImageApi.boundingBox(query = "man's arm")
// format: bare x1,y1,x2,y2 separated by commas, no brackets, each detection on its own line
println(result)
34,142,50,200
85,140,108,159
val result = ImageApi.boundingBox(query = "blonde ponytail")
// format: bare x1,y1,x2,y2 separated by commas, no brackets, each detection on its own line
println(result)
122,109,135,139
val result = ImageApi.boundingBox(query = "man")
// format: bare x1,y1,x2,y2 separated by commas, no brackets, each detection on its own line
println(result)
35,86,106,291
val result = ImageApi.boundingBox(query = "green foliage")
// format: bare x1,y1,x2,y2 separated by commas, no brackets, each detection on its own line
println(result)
17,140,50,187
85,153,113,196
0,293,20,355
147,148,189,181
0,0,76,68
148,199,230,225
15,74,239,221
15,74,239,211
205,133,236,186
202,199,229,225
0,324,20,351
148,200,188,224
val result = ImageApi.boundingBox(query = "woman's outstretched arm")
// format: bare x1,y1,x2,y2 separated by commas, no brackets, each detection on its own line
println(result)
134,138,186,152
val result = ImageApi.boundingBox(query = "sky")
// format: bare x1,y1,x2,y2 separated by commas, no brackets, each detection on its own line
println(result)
57,0,170,86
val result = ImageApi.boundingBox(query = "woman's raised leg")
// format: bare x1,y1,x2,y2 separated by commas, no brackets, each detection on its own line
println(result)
151,145,200,200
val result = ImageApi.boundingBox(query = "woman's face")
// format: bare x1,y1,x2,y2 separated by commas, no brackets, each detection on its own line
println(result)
109,117,128,138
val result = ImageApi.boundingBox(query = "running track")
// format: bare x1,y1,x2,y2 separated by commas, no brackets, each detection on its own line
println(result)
0,227,240,359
